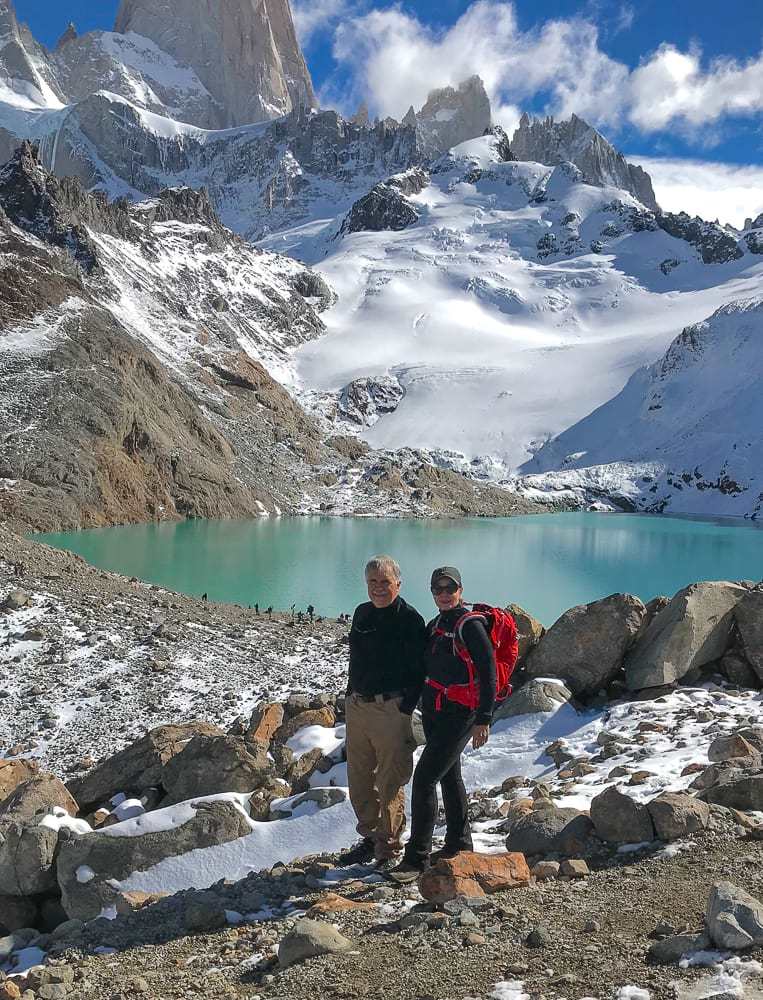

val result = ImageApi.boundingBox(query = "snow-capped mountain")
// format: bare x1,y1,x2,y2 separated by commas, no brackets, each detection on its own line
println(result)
522,299,763,518
283,131,761,516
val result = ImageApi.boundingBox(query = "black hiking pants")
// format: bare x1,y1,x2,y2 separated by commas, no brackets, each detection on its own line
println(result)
403,704,475,866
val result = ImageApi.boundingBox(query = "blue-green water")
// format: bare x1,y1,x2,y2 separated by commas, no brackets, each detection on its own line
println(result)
36,513,763,626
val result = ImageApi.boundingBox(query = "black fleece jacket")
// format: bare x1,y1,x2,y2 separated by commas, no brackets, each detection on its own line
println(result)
424,606,497,725
347,596,427,714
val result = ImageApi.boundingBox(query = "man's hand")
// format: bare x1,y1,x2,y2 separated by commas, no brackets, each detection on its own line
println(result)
472,724,489,750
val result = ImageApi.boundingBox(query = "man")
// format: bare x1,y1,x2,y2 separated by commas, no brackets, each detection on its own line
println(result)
340,555,427,867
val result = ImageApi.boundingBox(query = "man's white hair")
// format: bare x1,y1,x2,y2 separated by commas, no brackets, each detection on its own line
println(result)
364,555,401,581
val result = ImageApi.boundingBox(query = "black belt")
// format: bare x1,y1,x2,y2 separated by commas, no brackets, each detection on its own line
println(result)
353,690,404,703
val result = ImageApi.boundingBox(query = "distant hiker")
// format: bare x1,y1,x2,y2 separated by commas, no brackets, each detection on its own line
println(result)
266,606,273,618
255,603,259,615
290,603,296,620
339,555,427,868
202,593,208,602
388,566,518,883
13,561,24,578
307,603,315,623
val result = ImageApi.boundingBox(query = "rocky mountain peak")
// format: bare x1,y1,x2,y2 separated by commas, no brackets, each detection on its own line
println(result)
55,21,78,49
511,112,658,212
0,0,65,108
415,75,492,158
0,141,134,269
113,0,316,126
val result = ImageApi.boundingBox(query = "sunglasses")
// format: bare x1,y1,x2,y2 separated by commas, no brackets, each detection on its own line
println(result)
431,581,460,595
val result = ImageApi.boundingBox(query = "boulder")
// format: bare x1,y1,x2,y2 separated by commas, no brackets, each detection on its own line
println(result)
67,721,223,811
708,733,759,763
248,779,291,821
246,702,284,745
531,861,560,881
647,793,710,842
525,594,646,698
306,892,376,916
720,652,760,689
161,735,273,805
493,678,572,721
590,786,655,844
1,590,30,611
703,773,763,812
0,760,39,803
0,822,59,895
706,881,763,949
0,775,78,824
57,799,251,921
418,851,530,904
287,748,323,794
505,603,545,663
278,918,353,968
505,807,594,856
648,932,710,964
274,708,336,744
183,891,227,932
0,894,38,933
624,582,747,691
559,859,589,878
735,588,763,680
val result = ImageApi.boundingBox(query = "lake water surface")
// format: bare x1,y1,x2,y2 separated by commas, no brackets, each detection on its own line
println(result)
37,513,763,626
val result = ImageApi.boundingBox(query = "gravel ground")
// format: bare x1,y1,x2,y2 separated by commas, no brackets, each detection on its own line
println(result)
45,826,763,1000
0,529,349,777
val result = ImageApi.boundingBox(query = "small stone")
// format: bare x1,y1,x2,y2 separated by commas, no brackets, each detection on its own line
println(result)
584,919,600,932
464,932,485,945
278,918,353,968
560,859,589,878
526,926,549,948
531,861,560,881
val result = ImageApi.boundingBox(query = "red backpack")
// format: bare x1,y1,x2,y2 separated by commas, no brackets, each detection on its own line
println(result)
426,604,519,713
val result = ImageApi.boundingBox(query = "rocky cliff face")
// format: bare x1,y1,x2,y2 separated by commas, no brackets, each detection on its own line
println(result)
114,0,316,125
511,112,659,212
0,0,65,108
0,145,535,530
414,76,492,160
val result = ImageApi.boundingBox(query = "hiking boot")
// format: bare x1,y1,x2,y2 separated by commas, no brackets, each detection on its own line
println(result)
337,838,376,866
430,846,464,864
373,853,403,874
386,860,427,884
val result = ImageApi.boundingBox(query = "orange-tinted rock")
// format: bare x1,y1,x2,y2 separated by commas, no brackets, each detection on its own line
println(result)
419,851,530,903
275,707,336,743
247,702,285,745
0,758,39,803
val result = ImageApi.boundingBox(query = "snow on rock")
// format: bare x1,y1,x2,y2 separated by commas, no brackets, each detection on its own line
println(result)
291,133,763,507
524,298,763,518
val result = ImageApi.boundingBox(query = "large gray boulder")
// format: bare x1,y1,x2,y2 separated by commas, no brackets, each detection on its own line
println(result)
161,735,273,805
702,772,763,812
0,821,59,895
524,594,646,698
735,587,763,680
589,786,655,844
494,679,572,721
647,793,709,842
624,582,747,690
57,800,251,921
278,918,353,968
67,721,223,812
0,893,38,933
505,807,593,857
707,882,763,949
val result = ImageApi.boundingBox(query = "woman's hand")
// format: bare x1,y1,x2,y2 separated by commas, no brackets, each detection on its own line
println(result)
472,724,490,750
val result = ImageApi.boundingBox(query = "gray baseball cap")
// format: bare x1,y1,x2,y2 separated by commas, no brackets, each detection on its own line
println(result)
430,566,462,588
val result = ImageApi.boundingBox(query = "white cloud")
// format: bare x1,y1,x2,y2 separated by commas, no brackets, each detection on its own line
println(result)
292,0,351,46
326,0,763,140
629,155,763,228
629,46,763,132
332,2,627,126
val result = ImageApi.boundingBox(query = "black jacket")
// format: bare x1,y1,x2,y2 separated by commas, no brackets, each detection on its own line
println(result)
347,596,427,714
424,606,496,725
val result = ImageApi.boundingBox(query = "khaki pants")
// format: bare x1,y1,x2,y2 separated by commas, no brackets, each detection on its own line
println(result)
345,695,417,859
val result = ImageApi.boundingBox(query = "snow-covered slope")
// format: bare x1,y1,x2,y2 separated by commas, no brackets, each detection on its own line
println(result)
522,298,763,518
287,134,762,492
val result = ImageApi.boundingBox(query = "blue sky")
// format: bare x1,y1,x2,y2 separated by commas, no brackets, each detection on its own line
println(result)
14,0,763,222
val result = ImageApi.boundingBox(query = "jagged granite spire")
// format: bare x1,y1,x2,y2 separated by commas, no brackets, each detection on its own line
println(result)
55,22,78,49
114,0,316,126
0,0,65,107
511,113,658,212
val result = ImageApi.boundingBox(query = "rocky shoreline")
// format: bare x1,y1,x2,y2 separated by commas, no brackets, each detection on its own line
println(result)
1,530,763,999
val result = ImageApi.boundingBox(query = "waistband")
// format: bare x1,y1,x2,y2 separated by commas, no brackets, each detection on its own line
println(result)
351,690,404,703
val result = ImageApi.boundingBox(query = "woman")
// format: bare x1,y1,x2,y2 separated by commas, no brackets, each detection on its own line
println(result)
389,565,496,882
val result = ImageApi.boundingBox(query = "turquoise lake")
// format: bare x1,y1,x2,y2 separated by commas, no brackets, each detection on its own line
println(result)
36,513,763,626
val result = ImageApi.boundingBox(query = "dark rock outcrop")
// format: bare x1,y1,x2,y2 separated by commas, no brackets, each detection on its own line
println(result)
658,212,743,264
340,183,419,235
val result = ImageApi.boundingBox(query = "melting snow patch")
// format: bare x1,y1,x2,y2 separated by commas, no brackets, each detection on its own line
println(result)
76,865,96,884
39,807,92,836
616,988,650,1000
489,983,530,1000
